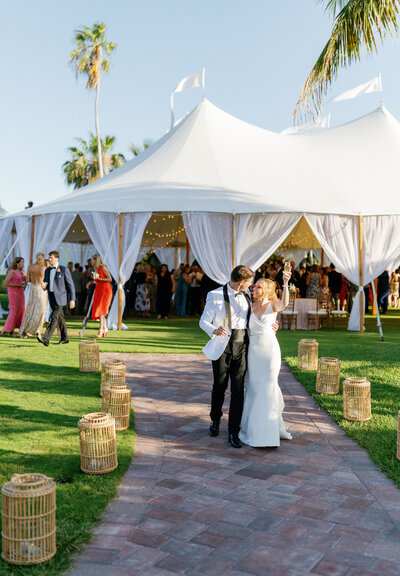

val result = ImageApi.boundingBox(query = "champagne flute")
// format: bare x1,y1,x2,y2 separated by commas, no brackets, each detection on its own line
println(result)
222,317,229,330
284,261,291,274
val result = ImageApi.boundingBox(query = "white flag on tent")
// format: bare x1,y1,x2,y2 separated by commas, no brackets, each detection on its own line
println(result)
328,74,382,104
170,68,205,129
281,113,330,135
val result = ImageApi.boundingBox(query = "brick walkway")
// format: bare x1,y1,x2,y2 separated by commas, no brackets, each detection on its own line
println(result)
67,354,400,576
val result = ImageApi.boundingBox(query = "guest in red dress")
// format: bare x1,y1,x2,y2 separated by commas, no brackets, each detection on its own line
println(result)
2,257,26,336
87,254,112,337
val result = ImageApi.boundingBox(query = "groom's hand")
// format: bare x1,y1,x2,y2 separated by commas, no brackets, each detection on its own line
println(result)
272,321,279,333
213,326,227,336
69,300,76,310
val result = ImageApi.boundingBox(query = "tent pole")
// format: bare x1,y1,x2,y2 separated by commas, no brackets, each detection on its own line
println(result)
358,215,364,333
29,216,35,265
321,248,324,266
232,214,236,269
118,213,123,331
186,237,190,265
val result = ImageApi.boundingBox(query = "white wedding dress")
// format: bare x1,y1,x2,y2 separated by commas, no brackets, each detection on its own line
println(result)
239,304,292,447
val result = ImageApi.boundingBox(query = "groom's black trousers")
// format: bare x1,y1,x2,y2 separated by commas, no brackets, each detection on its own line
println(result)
211,329,248,434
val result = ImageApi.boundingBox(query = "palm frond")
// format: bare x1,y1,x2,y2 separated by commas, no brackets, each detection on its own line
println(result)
294,0,399,123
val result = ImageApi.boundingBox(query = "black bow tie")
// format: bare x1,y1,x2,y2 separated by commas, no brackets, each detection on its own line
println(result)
234,292,242,298
50,266,57,270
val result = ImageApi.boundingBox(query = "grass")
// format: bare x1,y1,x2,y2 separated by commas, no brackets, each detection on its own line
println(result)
0,307,400,572
0,328,135,575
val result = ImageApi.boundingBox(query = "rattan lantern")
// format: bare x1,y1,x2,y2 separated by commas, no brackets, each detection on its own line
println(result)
78,412,118,474
100,359,126,396
102,384,131,431
343,377,371,422
2,473,56,565
79,340,100,373
297,339,319,371
397,411,400,461
316,357,341,394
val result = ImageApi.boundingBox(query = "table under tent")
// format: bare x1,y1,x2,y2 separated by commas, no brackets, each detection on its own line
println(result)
1,98,400,335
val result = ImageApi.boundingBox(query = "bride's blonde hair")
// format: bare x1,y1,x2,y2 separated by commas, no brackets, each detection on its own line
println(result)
35,252,45,266
254,278,278,302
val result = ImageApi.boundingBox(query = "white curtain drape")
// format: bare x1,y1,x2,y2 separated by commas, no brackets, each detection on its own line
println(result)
306,214,361,330
156,248,179,271
0,218,13,270
80,212,119,277
108,212,151,329
183,213,233,284
236,213,302,271
14,216,32,268
33,214,77,262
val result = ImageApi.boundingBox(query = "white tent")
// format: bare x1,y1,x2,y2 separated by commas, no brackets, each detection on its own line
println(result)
2,99,400,331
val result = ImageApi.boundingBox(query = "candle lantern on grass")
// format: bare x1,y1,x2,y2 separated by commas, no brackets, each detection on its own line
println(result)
102,384,131,431
78,412,118,474
100,359,126,396
297,339,318,371
79,340,100,373
316,357,341,394
2,473,56,565
343,377,371,422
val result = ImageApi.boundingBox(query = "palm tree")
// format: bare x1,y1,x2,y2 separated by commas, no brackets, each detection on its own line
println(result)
69,22,115,178
294,1,399,122
129,141,150,157
63,133,125,189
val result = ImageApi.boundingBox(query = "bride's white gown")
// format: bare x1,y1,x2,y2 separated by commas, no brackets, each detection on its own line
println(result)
239,304,291,447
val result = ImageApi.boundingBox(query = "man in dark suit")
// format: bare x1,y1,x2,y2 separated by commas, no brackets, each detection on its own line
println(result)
38,250,76,346
328,263,342,309
275,259,284,289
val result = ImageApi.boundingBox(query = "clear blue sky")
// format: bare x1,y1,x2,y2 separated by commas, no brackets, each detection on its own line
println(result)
1,1,399,214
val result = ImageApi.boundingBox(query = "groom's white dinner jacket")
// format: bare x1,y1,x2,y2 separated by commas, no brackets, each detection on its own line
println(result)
199,284,251,338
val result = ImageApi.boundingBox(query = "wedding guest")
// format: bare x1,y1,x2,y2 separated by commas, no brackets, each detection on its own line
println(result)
298,266,307,298
274,259,284,289
37,250,75,345
189,264,203,316
135,264,150,317
306,265,321,299
339,275,349,309
173,263,185,313
87,254,112,337
156,264,175,319
145,264,157,313
378,270,390,314
176,264,191,316
71,262,85,315
1,257,26,336
319,267,331,309
328,263,342,309
19,252,47,338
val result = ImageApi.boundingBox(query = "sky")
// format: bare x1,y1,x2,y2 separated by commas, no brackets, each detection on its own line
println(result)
1,0,399,215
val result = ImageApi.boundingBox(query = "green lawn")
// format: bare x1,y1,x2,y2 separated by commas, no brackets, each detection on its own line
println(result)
0,306,399,573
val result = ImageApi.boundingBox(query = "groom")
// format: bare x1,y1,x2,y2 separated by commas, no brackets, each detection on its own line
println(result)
37,250,75,346
200,265,255,448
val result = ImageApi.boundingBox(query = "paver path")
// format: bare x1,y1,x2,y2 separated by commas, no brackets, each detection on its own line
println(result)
67,354,400,576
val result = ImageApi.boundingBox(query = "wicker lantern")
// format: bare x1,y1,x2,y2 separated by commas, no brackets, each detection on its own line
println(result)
297,339,319,371
102,384,131,431
100,359,126,397
397,411,400,461
78,412,118,474
2,473,56,565
79,340,100,373
343,377,371,422
316,357,341,394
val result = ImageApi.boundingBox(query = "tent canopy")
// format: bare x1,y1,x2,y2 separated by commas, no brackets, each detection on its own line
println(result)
12,99,400,218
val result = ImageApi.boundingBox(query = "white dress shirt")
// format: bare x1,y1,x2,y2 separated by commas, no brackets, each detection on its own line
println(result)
199,284,250,338
49,267,57,292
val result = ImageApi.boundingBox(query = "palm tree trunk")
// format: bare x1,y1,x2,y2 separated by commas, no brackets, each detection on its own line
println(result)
95,81,104,178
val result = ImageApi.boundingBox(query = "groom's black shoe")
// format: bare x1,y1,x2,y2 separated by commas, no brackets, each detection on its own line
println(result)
228,433,242,449
54,340,69,345
37,335,49,347
209,421,220,437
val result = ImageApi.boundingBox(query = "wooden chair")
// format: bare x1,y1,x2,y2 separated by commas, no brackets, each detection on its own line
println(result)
307,298,330,330
280,293,298,330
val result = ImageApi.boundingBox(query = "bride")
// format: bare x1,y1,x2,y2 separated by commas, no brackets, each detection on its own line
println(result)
239,274,292,447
